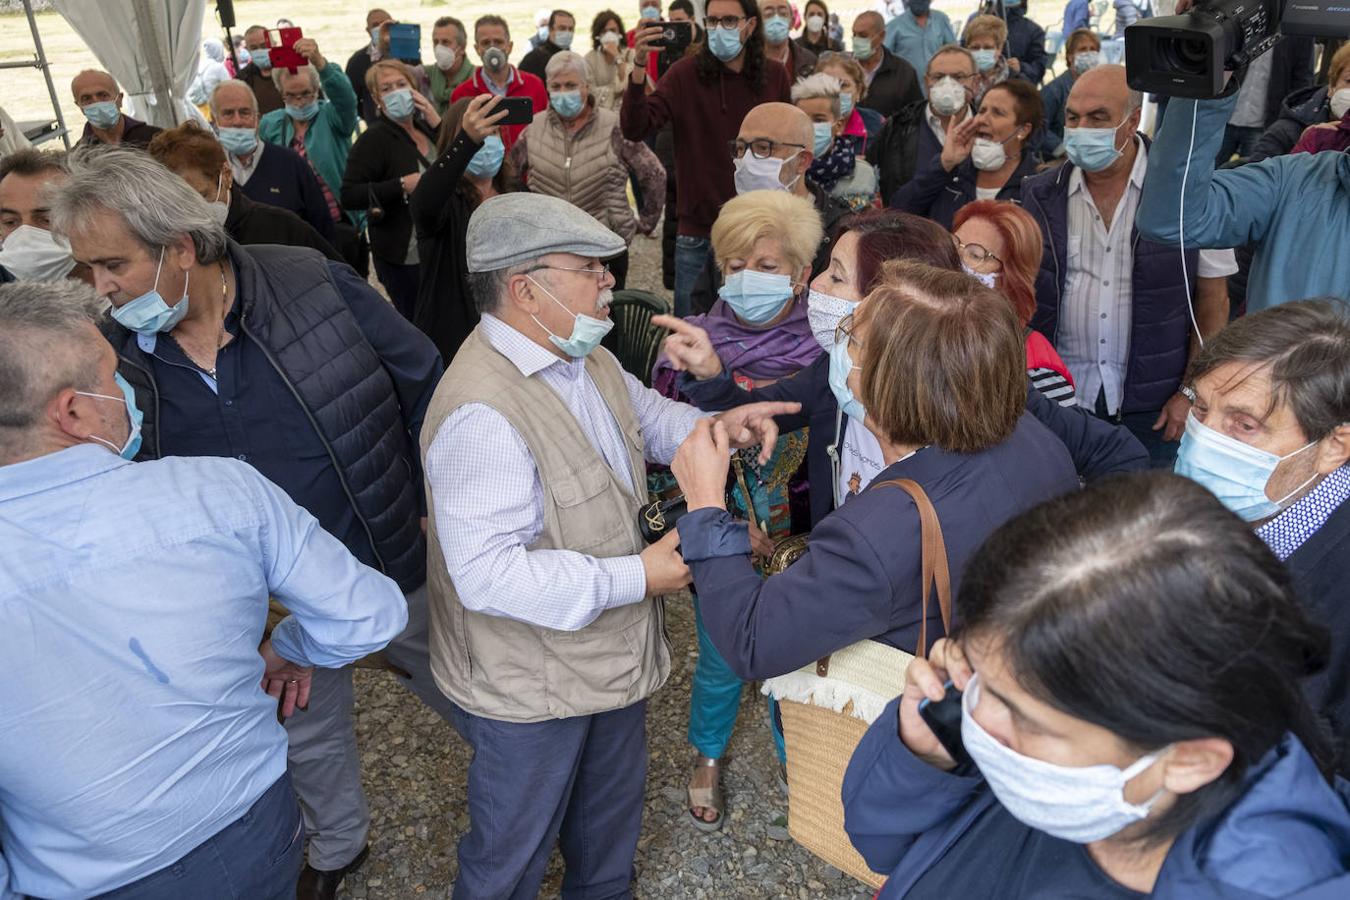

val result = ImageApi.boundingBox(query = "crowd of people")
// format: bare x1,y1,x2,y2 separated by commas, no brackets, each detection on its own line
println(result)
1,1,1349,899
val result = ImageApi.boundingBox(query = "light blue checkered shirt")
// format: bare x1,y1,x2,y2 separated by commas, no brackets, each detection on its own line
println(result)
425,315,704,631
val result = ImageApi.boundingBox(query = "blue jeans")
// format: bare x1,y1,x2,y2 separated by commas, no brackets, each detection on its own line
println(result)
688,596,787,764
95,775,303,899
1092,389,1178,469
673,235,714,319
450,701,647,900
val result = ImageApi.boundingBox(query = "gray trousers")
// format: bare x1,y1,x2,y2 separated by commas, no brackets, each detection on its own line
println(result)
284,584,455,870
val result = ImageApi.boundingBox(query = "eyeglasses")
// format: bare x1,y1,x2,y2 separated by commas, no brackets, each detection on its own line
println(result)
833,312,864,353
532,263,612,285
927,71,977,85
282,90,317,103
729,138,807,160
705,14,748,29
954,237,1002,268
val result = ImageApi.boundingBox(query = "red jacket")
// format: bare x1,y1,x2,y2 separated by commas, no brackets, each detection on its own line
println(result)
450,67,548,149
620,55,792,238
1291,112,1350,157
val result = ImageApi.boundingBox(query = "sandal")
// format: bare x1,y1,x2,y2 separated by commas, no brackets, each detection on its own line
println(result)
687,755,724,832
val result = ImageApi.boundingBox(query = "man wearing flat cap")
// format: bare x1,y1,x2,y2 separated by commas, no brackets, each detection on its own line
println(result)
421,193,796,897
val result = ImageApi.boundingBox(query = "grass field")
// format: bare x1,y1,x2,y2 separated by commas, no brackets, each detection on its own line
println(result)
1,0,1072,145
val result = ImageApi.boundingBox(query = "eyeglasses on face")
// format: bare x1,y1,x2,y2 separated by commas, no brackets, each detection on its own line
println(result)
532,262,612,285
729,138,806,159
833,312,864,353
705,14,748,29
955,236,1002,267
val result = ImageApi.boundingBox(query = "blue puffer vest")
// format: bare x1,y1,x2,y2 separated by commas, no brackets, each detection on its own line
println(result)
109,241,425,591
1021,143,1197,415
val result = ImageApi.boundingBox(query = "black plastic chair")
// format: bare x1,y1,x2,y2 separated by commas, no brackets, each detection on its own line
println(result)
601,289,671,387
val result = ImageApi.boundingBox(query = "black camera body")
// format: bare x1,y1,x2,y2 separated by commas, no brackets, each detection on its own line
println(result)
1125,0,1349,98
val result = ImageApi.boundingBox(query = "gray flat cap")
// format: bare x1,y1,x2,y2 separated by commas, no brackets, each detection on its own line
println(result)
466,193,627,273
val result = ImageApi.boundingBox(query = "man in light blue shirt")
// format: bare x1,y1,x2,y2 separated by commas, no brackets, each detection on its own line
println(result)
883,0,956,92
0,280,408,900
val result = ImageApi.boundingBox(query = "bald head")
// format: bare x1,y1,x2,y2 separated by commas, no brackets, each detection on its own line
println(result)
740,102,814,153
366,8,391,28
854,10,885,32
71,70,119,106
1068,64,1142,119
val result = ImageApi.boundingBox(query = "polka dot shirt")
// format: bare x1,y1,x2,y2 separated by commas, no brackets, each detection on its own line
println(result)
1256,465,1350,562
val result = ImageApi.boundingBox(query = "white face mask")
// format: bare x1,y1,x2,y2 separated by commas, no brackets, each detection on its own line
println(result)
961,675,1169,843
929,76,968,117
971,132,1020,171
0,225,78,281
1331,88,1350,121
961,262,998,289
433,44,461,70
806,288,858,351
806,14,825,33
206,173,229,227
733,151,802,194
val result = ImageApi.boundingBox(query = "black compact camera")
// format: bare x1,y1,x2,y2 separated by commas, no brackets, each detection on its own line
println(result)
1125,0,1349,99
650,20,694,51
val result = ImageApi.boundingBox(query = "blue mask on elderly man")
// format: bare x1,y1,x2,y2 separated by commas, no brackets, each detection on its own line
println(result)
288,99,321,121
528,275,615,358
110,247,191,335
75,372,144,460
718,269,795,325
1174,412,1320,522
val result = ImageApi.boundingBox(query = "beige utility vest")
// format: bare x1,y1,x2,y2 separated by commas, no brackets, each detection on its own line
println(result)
420,327,672,722
524,106,637,243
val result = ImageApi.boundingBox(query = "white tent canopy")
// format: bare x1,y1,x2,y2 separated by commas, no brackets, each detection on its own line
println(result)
52,0,207,129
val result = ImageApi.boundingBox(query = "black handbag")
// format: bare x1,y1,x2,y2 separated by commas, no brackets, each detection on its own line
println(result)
638,455,749,544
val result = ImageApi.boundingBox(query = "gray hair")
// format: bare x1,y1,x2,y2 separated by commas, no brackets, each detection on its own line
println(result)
544,49,588,83
791,72,842,118
927,43,976,77
50,146,228,265
209,79,258,117
0,280,104,453
272,63,321,95
467,261,538,315
1188,298,1350,442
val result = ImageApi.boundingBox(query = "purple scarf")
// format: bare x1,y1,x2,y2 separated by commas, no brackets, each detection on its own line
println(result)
652,294,821,398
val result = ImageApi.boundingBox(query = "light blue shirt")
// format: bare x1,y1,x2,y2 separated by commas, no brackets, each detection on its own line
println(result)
883,10,956,92
0,445,407,899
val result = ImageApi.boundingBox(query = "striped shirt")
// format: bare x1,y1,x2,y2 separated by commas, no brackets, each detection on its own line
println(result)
1059,139,1237,415
290,133,343,224
424,315,704,632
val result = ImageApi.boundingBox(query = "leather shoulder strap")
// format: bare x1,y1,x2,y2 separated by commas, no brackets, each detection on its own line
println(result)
873,478,953,659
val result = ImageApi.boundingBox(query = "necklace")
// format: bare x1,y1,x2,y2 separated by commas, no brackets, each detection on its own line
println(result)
175,262,230,379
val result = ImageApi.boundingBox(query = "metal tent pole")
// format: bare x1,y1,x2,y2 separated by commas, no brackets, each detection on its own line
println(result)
0,0,73,148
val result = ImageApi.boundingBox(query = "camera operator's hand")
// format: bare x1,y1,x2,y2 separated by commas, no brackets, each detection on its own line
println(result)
940,116,979,172
293,37,326,70
898,638,972,771
631,24,664,80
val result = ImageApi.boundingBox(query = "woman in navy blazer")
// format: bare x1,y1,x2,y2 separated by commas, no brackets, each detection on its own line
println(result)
665,261,1080,681
671,209,1147,528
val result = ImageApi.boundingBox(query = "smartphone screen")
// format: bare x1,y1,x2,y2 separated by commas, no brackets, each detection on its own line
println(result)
496,96,535,125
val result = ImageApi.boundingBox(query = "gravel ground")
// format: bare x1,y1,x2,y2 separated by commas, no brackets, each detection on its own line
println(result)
343,238,875,898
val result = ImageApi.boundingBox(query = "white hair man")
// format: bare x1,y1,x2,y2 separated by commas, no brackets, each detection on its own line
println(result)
0,279,407,899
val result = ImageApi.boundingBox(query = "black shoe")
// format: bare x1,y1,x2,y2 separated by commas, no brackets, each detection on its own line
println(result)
296,845,369,900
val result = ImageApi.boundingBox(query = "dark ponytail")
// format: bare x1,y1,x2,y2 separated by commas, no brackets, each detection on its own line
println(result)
956,472,1334,845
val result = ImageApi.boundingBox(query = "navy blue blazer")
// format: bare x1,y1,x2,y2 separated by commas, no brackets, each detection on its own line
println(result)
677,414,1080,681
679,355,1149,526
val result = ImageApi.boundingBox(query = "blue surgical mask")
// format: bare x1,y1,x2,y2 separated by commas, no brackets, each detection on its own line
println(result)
250,48,272,69
538,25,551,42
641,6,661,20
288,99,321,121
719,270,795,324
383,87,415,120
1063,120,1128,173
550,90,585,118
554,30,574,49
529,277,615,357
812,121,834,156
217,126,258,156
81,100,121,130
851,36,875,61
1174,412,1319,522
466,134,505,178
110,247,191,335
972,48,997,72
764,15,791,43
708,26,744,62
839,91,854,118
370,27,382,46
828,338,865,421
76,372,143,460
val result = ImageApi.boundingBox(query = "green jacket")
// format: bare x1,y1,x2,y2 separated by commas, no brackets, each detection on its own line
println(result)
258,61,358,217
424,58,475,115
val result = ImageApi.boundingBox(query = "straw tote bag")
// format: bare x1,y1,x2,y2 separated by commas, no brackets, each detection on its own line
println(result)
762,478,953,887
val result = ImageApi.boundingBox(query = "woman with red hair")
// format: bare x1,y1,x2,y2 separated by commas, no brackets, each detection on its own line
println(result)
953,200,1076,406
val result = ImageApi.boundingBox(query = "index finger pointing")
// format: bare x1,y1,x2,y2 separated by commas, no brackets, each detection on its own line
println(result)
651,314,700,336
